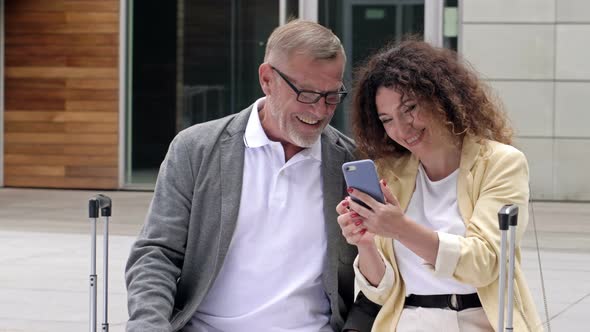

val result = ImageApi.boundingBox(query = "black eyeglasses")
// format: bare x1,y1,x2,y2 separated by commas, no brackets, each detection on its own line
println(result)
270,66,348,105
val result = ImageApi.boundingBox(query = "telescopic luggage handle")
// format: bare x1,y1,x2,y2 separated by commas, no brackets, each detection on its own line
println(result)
89,194,112,218
497,204,518,332
88,194,112,332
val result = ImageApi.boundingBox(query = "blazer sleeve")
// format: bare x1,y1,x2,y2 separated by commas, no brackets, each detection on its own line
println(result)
353,250,396,305
341,292,381,332
125,133,195,331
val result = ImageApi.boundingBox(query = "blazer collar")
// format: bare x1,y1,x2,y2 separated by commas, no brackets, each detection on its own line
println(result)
378,135,482,215
459,135,482,172
243,97,272,148
456,136,483,221
225,104,254,138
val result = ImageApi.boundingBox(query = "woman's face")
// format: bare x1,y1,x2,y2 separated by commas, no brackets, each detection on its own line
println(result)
375,86,449,159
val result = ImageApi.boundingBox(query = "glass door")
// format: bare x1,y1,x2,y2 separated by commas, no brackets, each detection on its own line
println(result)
346,0,424,70
125,0,281,188
319,0,425,134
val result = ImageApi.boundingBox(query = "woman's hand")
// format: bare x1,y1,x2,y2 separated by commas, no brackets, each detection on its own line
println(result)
336,199,375,248
337,194,389,287
346,180,408,240
348,180,439,265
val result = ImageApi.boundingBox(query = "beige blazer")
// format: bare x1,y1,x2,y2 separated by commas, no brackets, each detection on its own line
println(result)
360,136,543,332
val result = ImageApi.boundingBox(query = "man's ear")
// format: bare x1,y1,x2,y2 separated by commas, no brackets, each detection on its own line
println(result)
259,63,273,96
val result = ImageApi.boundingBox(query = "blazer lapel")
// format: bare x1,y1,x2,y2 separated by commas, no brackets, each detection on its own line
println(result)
457,136,481,223
216,107,252,266
320,129,347,299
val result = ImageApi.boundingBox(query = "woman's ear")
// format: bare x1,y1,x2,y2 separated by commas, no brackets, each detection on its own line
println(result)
259,63,273,96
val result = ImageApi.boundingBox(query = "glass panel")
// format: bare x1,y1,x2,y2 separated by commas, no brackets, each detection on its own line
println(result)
401,4,425,40
128,1,178,186
353,3,424,69
352,5,398,67
127,0,278,187
318,0,346,131
287,0,299,20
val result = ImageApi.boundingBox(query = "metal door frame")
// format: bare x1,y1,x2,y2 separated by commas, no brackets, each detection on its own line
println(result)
299,0,318,21
119,0,129,188
424,0,444,47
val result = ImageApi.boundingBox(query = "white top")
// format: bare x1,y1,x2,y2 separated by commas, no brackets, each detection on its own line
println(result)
187,98,332,332
395,164,476,296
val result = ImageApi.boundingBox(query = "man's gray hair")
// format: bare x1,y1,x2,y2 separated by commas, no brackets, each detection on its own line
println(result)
264,19,346,63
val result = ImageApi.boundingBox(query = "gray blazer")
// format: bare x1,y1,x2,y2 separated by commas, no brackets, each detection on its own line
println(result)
125,104,377,332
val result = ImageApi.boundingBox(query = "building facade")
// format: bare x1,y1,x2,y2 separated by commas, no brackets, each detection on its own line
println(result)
1,0,589,200
460,0,590,201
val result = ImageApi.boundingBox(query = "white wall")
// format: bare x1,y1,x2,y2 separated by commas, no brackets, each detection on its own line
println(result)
461,0,590,201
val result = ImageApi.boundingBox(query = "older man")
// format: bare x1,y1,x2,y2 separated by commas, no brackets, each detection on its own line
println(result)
125,19,378,332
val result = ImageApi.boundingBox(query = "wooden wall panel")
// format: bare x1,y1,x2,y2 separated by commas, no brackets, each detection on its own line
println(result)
5,144,118,156
5,111,118,122
4,0,120,189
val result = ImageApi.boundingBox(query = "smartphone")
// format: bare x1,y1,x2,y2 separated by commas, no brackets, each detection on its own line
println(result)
342,159,385,209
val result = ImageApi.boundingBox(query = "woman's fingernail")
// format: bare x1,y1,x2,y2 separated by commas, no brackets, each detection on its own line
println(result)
360,229,367,235
354,221,362,226
350,212,359,218
342,200,349,207
347,187,353,193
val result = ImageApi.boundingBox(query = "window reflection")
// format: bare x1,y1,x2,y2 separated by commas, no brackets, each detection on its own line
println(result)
128,0,278,186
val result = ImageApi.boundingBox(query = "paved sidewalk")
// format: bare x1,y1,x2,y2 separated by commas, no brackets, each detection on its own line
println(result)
1,188,150,332
1,188,589,331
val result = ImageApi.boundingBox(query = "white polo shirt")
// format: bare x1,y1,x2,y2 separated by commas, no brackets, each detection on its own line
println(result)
186,98,332,332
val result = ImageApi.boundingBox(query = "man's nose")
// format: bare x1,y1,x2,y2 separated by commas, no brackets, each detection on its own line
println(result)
310,98,331,114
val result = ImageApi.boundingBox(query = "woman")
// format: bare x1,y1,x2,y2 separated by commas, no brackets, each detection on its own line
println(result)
336,40,542,331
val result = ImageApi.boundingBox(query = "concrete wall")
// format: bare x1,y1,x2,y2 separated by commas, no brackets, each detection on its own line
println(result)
461,0,590,201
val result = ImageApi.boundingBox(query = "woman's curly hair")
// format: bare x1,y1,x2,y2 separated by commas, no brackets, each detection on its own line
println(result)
352,39,513,159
